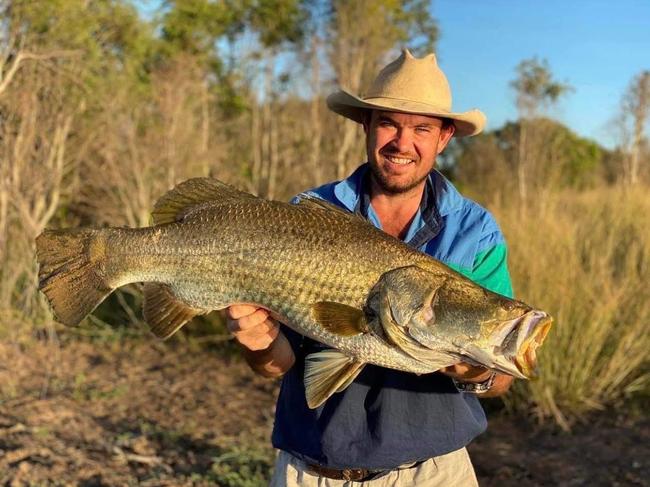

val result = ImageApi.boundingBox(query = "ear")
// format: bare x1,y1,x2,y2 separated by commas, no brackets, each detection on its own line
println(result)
436,122,455,155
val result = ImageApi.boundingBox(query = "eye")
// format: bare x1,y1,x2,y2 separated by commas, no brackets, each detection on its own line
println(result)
415,126,431,133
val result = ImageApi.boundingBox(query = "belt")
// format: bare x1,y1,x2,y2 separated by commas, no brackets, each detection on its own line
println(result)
306,463,386,482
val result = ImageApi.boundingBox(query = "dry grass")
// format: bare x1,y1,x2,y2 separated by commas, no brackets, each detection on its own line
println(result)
494,186,650,427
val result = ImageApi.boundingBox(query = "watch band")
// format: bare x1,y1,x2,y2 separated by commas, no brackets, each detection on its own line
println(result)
452,372,496,394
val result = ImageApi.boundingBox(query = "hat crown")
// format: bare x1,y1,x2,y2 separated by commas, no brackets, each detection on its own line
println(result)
325,48,486,137
364,49,452,111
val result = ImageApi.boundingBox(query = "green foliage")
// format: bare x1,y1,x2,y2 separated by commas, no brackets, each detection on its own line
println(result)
506,118,604,188
7,0,156,73
161,0,307,53
206,446,275,487
454,118,607,195
511,57,573,115
161,0,246,55
247,0,307,46
397,0,439,54
329,0,437,54
550,123,603,187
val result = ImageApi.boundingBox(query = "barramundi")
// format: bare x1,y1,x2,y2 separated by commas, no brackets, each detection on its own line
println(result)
36,178,552,408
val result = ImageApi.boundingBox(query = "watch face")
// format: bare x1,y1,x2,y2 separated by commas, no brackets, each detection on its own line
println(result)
453,372,496,394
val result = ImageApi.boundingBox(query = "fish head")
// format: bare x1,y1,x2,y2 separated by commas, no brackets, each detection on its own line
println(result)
410,275,552,379
370,265,553,379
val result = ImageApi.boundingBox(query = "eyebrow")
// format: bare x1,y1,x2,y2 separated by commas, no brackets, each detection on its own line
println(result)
377,115,397,123
376,115,436,128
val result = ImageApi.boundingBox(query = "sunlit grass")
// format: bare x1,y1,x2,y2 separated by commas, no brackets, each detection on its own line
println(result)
494,186,650,427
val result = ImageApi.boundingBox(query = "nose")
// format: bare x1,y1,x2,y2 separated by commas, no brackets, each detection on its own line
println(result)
391,128,415,153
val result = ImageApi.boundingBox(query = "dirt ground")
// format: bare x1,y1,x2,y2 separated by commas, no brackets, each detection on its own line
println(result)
0,334,647,486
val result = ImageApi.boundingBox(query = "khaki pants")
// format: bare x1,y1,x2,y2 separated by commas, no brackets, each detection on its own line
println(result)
269,448,479,487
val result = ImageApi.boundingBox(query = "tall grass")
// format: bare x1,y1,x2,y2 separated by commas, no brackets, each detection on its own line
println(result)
494,187,650,427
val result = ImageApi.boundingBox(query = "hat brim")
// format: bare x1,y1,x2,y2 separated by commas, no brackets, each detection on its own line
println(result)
327,90,486,137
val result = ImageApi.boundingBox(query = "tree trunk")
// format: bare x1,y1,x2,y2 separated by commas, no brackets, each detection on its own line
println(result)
517,121,528,208
251,95,262,193
309,34,323,185
268,94,280,200
630,72,649,185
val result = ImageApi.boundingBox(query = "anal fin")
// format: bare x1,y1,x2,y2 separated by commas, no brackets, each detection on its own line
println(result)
304,349,365,409
143,283,207,339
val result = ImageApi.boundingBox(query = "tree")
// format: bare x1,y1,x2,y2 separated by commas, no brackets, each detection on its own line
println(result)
619,70,650,186
0,0,155,316
453,120,605,208
163,0,311,198
510,58,572,207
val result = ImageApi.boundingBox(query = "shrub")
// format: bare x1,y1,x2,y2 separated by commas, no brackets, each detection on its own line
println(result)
495,186,650,428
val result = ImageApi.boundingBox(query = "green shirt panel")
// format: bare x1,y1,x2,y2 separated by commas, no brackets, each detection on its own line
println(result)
447,243,514,298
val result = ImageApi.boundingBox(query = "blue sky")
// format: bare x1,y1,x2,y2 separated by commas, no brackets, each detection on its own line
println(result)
433,0,650,148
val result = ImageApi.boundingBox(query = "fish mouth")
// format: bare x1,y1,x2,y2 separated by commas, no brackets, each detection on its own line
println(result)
500,310,553,378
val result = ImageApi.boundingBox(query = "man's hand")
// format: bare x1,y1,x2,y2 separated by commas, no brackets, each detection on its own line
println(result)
227,304,279,351
439,362,492,383
439,362,514,398
226,305,295,378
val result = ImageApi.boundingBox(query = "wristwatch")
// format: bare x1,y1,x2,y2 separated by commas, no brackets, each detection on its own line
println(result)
452,372,496,394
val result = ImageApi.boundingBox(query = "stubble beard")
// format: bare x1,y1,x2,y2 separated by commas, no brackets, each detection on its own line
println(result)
368,158,431,195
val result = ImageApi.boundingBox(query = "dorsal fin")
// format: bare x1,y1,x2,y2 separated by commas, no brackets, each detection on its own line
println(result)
152,178,256,225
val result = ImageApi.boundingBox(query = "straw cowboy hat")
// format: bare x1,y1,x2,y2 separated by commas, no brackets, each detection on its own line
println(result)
327,49,486,137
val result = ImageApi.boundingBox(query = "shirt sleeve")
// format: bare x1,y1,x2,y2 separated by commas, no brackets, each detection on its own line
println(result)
471,243,514,298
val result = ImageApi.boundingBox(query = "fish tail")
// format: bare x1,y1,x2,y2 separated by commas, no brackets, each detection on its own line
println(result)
36,228,114,326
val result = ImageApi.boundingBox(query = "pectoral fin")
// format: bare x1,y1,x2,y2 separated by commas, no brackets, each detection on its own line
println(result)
311,302,369,336
143,283,208,339
304,349,365,409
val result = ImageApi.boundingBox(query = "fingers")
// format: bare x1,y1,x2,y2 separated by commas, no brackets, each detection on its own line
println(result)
228,304,265,320
233,318,280,351
227,307,270,332
226,305,278,351
440,362,492,382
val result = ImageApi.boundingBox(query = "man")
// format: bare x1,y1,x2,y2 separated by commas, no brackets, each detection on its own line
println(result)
227,49,514,485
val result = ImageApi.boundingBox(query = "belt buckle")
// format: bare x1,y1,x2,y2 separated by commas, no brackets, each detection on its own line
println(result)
342,468,369,481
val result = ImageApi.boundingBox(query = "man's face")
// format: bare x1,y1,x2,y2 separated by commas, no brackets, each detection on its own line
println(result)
364,110,455,195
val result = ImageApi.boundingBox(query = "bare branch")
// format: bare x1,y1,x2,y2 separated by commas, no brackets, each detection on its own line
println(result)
0,50,79,96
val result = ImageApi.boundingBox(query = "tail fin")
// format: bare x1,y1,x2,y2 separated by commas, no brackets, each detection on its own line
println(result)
36,228,113,326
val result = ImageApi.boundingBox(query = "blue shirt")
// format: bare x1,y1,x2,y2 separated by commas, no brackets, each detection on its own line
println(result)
271,164,514,470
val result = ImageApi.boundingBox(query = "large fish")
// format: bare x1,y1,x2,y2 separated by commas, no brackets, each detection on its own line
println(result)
36,178,552,408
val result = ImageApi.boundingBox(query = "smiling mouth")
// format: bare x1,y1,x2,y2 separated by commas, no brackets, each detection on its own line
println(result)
383,154,416,165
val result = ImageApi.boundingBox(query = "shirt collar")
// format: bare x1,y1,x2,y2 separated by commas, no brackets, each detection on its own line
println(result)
332,163,462,248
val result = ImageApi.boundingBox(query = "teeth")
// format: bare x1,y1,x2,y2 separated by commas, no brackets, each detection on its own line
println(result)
386,156,413,165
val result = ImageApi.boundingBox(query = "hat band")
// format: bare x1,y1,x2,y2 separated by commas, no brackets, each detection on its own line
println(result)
361,96,453,115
